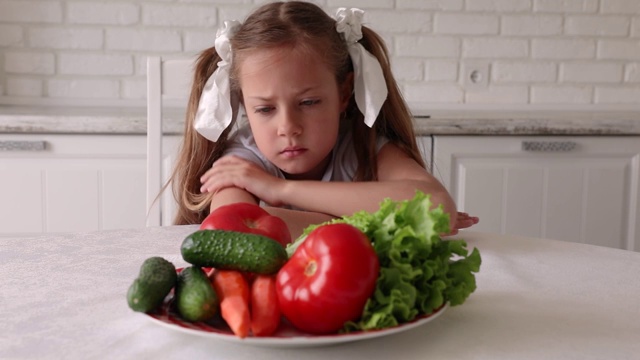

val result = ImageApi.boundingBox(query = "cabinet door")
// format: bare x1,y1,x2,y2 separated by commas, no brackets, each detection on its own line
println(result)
0,135,147,236
433,136,640,251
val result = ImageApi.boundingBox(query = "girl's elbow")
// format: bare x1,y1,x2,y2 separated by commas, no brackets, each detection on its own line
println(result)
430,188,458,231
443,199,458,230
416,182,456,212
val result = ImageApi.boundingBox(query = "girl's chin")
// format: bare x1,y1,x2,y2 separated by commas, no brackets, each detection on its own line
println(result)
273,155,331,180
281,170,309,180
280,167,322,181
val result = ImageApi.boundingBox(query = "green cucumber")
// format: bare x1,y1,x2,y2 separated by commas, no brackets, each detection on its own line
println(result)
127,256,177,313
174,266,219,322
181,229,288,275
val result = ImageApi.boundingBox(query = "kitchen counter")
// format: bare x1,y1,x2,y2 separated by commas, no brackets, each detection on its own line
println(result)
416,109,640,135
0,106,184,135
1,105,639,136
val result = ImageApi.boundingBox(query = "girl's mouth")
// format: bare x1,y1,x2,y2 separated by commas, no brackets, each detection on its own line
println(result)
281,146,307,158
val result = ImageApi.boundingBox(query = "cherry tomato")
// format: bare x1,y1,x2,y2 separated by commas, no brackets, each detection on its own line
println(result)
200,202,291,246
275,223,379,334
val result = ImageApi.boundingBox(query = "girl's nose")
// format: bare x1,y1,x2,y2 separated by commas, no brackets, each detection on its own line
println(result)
277,109,302,136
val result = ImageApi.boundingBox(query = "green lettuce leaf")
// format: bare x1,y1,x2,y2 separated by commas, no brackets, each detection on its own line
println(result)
287,191,482,332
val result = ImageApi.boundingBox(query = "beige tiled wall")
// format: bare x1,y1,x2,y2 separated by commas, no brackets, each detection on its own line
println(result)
0,0,638,108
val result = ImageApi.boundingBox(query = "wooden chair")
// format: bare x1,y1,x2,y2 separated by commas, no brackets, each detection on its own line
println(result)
146,56,195,226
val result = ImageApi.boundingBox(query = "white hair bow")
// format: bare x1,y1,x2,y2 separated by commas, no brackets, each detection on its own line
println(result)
335,8,388,127
194,20,242,142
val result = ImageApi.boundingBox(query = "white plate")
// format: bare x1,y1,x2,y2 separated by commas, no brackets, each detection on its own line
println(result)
145,299,448,348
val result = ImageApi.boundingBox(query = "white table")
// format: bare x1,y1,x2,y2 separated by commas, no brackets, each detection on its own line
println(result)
2,226,639,359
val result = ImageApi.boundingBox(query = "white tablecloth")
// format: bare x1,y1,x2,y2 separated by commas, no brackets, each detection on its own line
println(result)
1,226,639,359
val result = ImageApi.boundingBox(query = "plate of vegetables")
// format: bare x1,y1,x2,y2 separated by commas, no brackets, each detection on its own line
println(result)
145,295,449,348
127,193,481,347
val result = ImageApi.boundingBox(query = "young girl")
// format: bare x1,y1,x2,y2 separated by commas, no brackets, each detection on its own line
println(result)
169,1,478,238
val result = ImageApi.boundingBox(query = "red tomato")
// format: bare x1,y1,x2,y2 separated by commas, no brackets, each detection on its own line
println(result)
275,223,379,334
200,202,291,246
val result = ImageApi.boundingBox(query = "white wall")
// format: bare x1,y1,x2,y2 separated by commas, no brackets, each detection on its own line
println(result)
0,0,638,109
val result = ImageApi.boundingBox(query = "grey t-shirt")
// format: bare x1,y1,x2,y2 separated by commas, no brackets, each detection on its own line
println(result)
223,123,388,182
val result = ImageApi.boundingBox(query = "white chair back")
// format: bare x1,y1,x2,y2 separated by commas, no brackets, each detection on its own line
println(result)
146,56,195,226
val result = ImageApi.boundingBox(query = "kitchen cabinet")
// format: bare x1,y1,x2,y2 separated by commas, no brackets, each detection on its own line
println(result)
427,135,640,251
4,129,638,252
0,134,179,237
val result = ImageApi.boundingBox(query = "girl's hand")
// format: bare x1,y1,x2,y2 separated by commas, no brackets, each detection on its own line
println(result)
447,212,479,236
200,155,286,206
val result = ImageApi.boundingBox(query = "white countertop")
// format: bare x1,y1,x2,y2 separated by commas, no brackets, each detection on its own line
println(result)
417,108,640,135
2,226,639,359
1,105,639,135
0,106,185,135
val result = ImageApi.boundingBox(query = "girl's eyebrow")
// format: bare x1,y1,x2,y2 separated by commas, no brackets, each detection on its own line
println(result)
246,86,320,101
247,95,273,101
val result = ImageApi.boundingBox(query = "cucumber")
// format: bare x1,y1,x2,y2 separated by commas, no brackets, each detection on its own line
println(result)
127,256,177,313
181,229,288,275
174,266,219,322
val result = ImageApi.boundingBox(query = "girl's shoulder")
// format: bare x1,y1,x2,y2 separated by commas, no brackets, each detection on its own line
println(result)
224,123,283,177
331,127,389,181
229,122,253,144
335,127,389,154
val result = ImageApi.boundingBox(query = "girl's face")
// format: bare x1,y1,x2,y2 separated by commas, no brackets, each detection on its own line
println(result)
238,45,351,180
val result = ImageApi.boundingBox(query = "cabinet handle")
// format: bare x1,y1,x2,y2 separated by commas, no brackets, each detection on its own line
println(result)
0,140,47,152
521,141,577,152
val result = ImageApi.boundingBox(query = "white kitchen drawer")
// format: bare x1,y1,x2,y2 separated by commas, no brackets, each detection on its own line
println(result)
0,134,179,237
433,135,640,251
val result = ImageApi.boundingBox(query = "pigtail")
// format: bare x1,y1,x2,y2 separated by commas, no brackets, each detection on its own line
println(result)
170,47,234,225
351,26,426,182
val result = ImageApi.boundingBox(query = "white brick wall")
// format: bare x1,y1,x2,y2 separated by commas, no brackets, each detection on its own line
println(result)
465,85,529,104
396,0,463,11
0,1,63,23
565,16,630,36
7,77,42,97
626,63,640,82
466,0,531,12
561,62,623,83
5,52,55,74
426,60,458,82
28,27,103,50
532,39,596,59
0,0,639,107
501,15,563,36
48,78,120,99
463,38,529,58
533,0,599,13
434,14,499,35
67,3,139,25
493,61,558,83
0,24,22,46
142,4,218,27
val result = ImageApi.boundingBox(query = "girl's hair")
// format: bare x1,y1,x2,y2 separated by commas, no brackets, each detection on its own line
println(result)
170,1,424,225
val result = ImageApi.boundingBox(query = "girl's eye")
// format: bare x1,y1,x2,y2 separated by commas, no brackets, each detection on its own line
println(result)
300,99,320,106
254,106,273,114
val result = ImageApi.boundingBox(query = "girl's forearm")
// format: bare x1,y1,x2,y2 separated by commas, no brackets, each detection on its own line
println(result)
278,179,458,229
208,181,457,238
263,206,335,240
208,187,335,240
209,187,259,210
